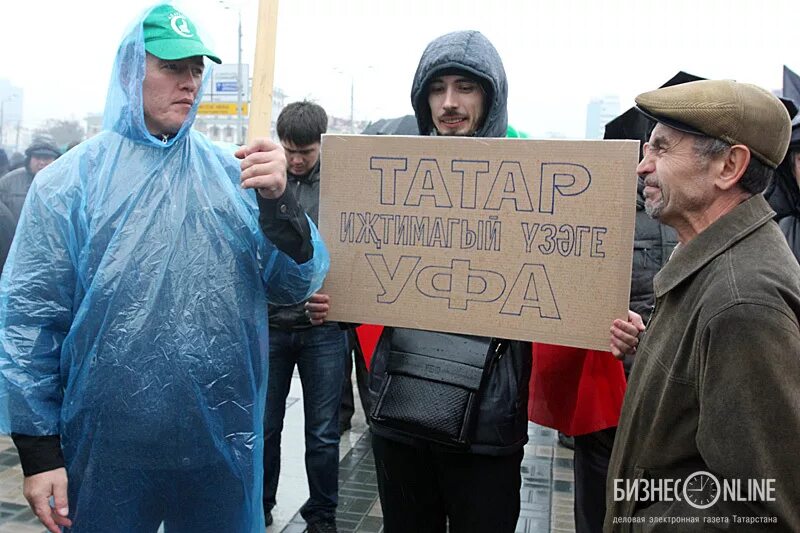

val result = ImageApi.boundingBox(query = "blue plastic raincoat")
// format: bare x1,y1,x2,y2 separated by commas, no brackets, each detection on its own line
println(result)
0,7,328,532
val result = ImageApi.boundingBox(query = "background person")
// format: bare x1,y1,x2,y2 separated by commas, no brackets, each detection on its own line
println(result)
263,101,347,533
766,114,800,261
0,135,61,273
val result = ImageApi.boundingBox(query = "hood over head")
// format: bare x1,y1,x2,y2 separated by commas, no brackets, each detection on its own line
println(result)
411,30,508,138
102,3,215,148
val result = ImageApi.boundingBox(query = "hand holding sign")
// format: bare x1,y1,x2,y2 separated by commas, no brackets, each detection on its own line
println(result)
236,138,287,199
305,293,331,326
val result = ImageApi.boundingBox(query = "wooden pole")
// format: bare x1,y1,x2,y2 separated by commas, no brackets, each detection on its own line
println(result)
247,0,279,142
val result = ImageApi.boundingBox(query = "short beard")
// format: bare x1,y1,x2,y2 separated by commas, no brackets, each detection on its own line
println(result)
644,201,662,219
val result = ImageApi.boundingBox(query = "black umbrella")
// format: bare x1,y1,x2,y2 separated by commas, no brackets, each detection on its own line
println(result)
602,107,651,145
361,114,419,135
784,65,800,106
603,71,705,145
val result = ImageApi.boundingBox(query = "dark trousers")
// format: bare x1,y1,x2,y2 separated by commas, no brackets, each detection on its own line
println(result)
263,324,347,523
371,433,523,533
339,329,372,431
573,427,616,533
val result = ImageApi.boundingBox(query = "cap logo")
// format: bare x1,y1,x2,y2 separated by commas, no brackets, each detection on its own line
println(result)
169,13,192,38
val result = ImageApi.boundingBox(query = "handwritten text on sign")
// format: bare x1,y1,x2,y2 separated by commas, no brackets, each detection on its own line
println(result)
318,135,638,350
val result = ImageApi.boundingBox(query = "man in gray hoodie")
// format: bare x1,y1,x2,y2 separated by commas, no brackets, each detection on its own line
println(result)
307,29,531,533
367,31,530,533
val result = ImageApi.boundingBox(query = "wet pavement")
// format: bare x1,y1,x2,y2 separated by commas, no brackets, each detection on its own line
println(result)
277,424,576,533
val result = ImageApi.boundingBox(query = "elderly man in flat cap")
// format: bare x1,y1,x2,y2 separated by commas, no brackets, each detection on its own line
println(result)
606,80,800,531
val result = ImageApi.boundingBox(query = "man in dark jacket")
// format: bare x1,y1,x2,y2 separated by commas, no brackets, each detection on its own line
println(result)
263,101,347,533
765,114,800,261
368,31,531,533
568,175,677,533
608,80,800,530
0,135,61,274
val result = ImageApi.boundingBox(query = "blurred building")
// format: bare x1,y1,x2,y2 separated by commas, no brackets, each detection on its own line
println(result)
0,79,24,151
194,64,264,144
193,87,287,143
85,113,104,138
327,116,369,134
193,91,283,144
585,95,620,140
544,131,568,140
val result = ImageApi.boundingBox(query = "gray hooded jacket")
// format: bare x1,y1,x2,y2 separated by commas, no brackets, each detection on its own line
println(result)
411,30,508,138
368,31,530,456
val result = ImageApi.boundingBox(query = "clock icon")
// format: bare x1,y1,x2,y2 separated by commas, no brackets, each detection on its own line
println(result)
682,471,721,509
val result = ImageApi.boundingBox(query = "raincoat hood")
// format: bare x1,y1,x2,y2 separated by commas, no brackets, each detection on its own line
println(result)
410,30,508,138
104,4,212,147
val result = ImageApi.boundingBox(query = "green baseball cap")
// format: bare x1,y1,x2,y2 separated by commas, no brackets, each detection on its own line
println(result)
143,4,221,64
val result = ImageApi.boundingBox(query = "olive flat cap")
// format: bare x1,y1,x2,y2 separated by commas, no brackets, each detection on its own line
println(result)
635,79,791,168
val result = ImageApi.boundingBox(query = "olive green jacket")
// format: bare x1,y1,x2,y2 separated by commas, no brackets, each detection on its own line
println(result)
605,194,800,532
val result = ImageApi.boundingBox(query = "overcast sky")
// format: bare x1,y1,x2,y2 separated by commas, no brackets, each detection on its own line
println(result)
2,0,799,138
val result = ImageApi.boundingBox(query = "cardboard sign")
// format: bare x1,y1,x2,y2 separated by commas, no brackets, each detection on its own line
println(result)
318,135,638,350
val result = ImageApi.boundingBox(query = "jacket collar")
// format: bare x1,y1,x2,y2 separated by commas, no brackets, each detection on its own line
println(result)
288,160,321,185
653,194,775,297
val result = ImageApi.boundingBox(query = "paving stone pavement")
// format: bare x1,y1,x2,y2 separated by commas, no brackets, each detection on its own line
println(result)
281,424,576,533
0,367,576,533
0,437,48,533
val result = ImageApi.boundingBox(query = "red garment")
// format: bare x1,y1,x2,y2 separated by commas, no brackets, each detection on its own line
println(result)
355,324,384,369
529,343,627,436
355,326,626,436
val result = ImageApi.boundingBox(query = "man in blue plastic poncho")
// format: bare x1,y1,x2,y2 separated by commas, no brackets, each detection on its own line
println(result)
0,4,328,533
